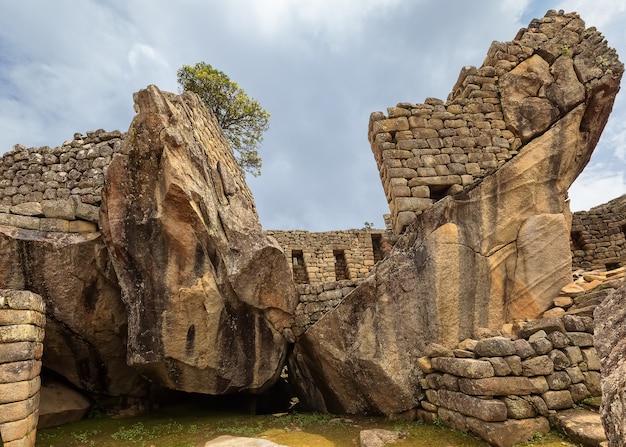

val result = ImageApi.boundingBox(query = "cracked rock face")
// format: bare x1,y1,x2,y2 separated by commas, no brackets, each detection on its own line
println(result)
100,85,297,394
595,285,626,446
290,10,623,415
0,228,147,397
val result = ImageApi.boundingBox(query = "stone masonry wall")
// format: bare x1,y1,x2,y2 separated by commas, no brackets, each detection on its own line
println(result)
369,10,609,235
0,130,124,233
267,229,390,285
268,229,392,336
292,280,359,336
368,70,516,235
571,194,626,271
1,130,124,206
417,316,601,447
0,290,45,447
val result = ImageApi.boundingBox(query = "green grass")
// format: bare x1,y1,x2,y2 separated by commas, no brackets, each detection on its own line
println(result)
29,404,582,447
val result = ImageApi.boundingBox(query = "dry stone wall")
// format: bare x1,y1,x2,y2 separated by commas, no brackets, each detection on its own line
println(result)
417,316,601,447
369,74,515,235
571,194,626,271
268,229,392,336
267,230,390,284
292,280,359,336
0,130,125,233
369,10,616,235
0,130,123,206
369,90,515,235
0,290,45,447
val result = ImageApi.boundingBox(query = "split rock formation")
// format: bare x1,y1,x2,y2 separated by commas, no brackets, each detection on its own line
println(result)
290,10,623,416
0,9,624,447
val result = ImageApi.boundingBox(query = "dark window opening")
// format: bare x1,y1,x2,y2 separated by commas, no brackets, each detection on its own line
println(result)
334,250,350,281
371,234,384,264
291,250,309,284
571,231,585,251
621,223,626,236
429,185,448,202
606,262,620,271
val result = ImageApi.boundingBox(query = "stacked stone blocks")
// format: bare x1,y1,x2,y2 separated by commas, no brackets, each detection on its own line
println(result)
0,130,123,206
292,280,359,336
369,68,518,235
571,194,626,271
0,130,124,233
268,230,390,337
267,230,387,284
369,10,611,235
417,316,600,447
0,290,45,447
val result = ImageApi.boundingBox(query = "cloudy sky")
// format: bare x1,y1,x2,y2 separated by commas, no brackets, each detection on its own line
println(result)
1,1,625,231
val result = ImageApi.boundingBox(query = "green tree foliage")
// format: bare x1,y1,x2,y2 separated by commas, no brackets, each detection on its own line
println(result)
177,62,270,176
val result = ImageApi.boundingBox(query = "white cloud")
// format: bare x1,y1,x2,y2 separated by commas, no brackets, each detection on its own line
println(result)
127,43,169,70
220,0,405,50
1,1,625,230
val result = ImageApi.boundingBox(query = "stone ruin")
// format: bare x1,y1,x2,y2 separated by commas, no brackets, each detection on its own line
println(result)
0,290,45,447
0,9,624,447
290,9,623,447
267,229,390,335
571,194,626,271
369,11,619,236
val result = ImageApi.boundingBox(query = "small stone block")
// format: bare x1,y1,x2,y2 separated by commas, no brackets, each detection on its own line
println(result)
567,332,594,347
542,390,574,410
68,220,98,233
431,357,495,378
522,355,554,377
39,218,70,232
459,376,534,396
438,389,507,422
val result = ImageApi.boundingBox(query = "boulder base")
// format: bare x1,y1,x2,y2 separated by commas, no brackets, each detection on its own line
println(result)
38,379,91,429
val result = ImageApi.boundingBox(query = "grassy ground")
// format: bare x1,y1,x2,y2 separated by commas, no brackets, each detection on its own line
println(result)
29,402,582,447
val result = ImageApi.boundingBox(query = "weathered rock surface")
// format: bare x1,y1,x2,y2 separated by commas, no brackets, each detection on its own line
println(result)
204,436,289,447
467,417,550,447
100,85,298,394
549,409,607,447
594,284,626,446
0,227,147,397
359,429,401,447
290,11,623,415
38,378,91,429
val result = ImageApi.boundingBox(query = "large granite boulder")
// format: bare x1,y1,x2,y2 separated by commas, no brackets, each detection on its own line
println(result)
594,285,626,446
100,85,298,394
0,228,147,397
290,11,623,415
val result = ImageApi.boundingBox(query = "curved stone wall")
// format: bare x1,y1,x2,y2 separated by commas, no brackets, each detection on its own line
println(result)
0,290,45,447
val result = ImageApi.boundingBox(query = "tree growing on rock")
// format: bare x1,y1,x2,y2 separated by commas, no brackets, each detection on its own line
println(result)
177,62,270,176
